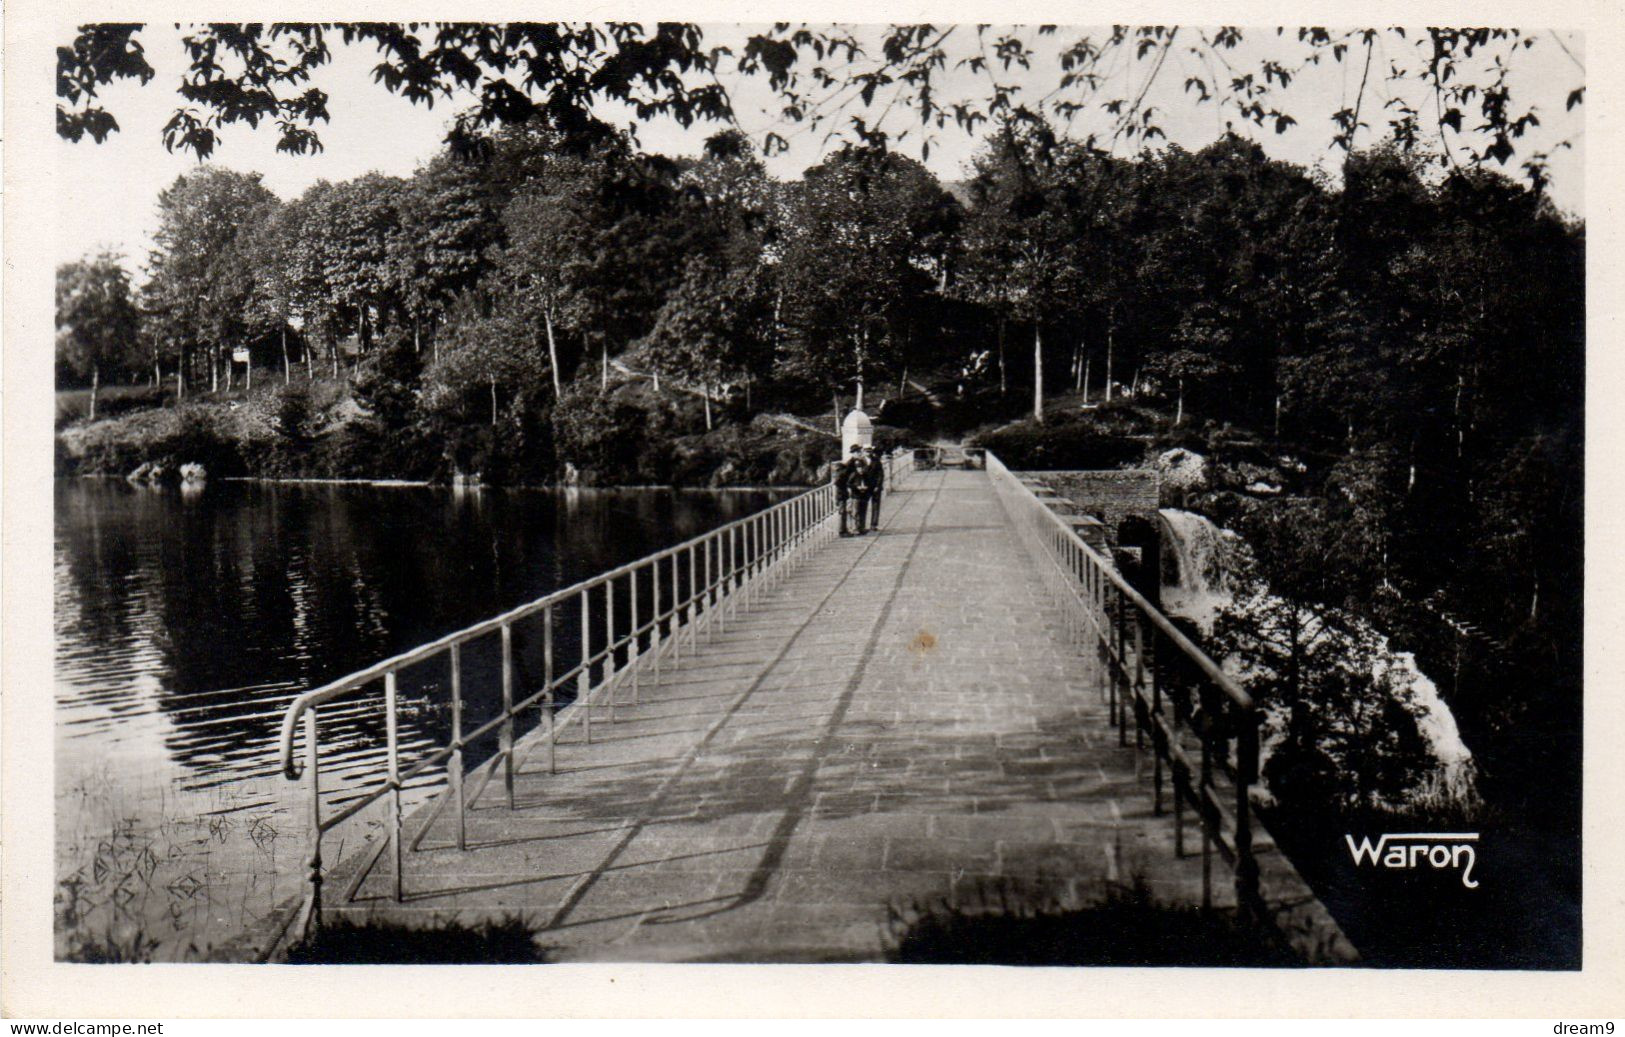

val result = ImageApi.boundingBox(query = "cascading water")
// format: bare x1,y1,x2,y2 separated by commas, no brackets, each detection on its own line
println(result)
1157,508,1479,807
1158,508,1241,634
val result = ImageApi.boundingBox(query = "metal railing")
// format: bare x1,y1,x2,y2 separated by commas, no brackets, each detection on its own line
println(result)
984,451,1262,913
274,451,914,943
883,445,916,486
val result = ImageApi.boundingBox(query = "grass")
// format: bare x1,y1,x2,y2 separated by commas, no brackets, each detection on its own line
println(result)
57,383,179,426
283,916,550,964
884,877,1301,967
55,761,308,963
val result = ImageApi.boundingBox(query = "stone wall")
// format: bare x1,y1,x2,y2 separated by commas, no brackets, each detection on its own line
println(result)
1037,470,1162,535
1034,469,1163,603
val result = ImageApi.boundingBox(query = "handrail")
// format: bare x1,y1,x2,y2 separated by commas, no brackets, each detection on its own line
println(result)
280,477,827,779
983,450,1261,915
986,459,1251,712
272,449,915,945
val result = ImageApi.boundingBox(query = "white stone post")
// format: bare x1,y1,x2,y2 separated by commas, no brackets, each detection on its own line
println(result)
841,409,874,459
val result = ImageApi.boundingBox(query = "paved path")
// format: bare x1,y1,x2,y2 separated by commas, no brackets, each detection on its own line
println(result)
329,470,1346,962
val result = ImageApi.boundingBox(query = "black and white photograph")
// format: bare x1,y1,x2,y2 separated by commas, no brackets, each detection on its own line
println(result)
5,7,1616,1015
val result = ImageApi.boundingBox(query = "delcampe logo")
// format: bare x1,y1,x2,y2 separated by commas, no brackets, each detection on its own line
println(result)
1344,832,1480,888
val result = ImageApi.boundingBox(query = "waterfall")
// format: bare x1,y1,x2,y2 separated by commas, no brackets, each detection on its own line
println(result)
1157,507,1478,808
1158,508,1241,634
1375,651,1479,804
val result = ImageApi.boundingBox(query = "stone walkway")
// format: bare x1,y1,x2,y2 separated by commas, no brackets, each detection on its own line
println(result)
329,469,1350,963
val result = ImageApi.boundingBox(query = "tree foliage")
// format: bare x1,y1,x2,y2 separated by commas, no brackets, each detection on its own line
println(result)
59,24,1582,192
57,252,140,415
775,145,958,397
142,166,282,393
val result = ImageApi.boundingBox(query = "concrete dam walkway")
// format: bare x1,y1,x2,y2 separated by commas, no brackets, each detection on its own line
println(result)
324,469,1348,962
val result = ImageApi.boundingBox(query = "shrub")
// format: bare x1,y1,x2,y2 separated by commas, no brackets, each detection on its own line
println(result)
886,877,1298,967
271,383,316,444
284,915,548,964
159,405,245,476
971,413,1145,470
552,384,682,484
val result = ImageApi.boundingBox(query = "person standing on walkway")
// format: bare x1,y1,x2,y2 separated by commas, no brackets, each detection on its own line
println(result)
850,445,877,535
861,445,885,533
834,444,863,536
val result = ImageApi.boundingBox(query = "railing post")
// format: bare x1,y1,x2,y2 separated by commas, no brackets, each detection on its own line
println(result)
653,555,663,683
1200,683,1216,912
543,604,556,775
1115,589,1128,747
580,588,592,744
501,623,515,808
1133,615,1147,753
385,670,403,903
1104,585,1118,723
301,709,323,936
606,579,617,724
450,643,467,849
703,534,713,639
1152,634,1164,817
1236,708,1261,917
1094,567,1108,704
729,525,739,620
1174,770,1185,857
711,534,723,635
630,565,640,705
671,550,681,665
788,498,797,559
688,543,700,650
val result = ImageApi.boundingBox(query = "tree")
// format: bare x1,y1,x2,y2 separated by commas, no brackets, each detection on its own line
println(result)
1211,500,1434,813
141,166,281,394
245,201,303,384
1145,347,1230,426
957,125,1098,420
388,153,504,359
635,254,773,429
485,129,715,396
312,173,406,358
57,252,139,417
424,306,535,427
261,181,347,378
489,163,598,400
216,188,285,387
776,145,956,405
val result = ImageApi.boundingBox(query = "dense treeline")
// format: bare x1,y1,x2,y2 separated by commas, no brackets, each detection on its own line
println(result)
57,122,1582,687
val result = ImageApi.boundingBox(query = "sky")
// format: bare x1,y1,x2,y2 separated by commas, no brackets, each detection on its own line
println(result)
54,24,1586,276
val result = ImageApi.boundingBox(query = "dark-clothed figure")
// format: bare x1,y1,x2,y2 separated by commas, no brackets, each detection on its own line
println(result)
834,444,864,536
861,446,886,532
850,446,877,534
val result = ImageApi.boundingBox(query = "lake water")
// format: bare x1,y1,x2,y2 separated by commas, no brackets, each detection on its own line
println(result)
53,478,794,960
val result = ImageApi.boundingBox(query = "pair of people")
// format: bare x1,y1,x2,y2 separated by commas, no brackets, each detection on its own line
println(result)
834,444,885,536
